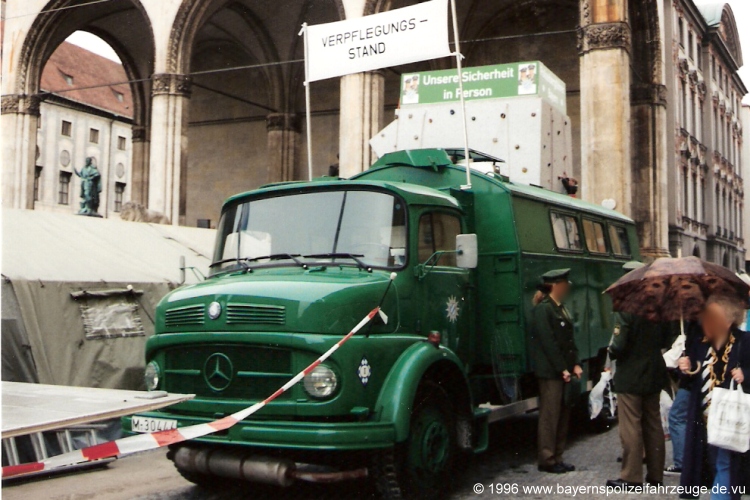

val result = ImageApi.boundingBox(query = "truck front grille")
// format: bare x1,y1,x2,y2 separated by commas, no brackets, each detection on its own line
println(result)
165,304,205,327
226,303,286,325
164,345,293,400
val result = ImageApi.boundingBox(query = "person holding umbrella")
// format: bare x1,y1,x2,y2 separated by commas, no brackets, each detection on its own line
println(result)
678,295,748,500
605,262,675,489
530,268,581,474
605,257,750,499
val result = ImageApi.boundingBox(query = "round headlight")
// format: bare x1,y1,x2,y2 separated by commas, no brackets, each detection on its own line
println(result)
303,365,338,399
145,361,160,391
208,301,222,320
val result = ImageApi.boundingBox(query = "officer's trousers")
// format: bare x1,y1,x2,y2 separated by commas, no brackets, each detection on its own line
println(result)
618,392,665,483
537,378,571,467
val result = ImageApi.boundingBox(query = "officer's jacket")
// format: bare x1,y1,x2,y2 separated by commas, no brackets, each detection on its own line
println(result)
530,296,580,379
608,312,675,394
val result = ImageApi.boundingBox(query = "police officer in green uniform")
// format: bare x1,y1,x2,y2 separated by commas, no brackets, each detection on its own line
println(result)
530,269,581,474
606,262,674,488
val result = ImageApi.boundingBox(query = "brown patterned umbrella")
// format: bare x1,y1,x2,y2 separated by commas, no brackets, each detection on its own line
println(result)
604,256,749,322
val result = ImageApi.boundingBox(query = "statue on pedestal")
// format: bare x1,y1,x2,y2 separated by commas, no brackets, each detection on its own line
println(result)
73,157,102,217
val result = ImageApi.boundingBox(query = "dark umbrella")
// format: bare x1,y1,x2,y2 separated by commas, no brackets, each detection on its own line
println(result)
604,256,749,323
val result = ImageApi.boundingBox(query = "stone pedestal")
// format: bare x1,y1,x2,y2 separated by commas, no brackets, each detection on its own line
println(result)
266,113,301,183
579,19,633,217
338,70,384,178
2,94,41,209
148,74,191,225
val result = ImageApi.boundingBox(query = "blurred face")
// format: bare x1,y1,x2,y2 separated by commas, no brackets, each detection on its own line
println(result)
551,280,571,301
699,302,732,342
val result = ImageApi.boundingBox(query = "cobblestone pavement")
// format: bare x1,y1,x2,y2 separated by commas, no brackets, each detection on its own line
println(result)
3,414,748,499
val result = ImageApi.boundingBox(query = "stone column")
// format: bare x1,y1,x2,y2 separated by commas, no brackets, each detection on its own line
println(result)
130,125,150,206
631,83,671,258
578,1,632,216
266,113,301,183
2,94,41,209
148,74,191,225
338,70,385,178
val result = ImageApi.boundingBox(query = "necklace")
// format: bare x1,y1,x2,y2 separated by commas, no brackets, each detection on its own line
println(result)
706,333,735,388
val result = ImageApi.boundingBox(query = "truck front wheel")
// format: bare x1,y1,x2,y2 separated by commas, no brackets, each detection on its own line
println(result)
374,382,457,499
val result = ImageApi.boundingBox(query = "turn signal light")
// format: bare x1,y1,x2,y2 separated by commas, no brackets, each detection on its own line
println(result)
427,331,441,347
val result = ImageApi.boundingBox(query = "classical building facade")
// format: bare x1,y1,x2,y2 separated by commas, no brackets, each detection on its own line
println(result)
1,0,746,267
34,42,133,217
668,0,746,268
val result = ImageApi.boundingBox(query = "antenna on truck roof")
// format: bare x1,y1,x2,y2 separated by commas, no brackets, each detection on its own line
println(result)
449,0,472,190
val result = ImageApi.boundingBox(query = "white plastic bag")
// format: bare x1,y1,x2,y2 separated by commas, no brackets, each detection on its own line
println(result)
660,390,673,439
589,371,612,420
707,381,750,453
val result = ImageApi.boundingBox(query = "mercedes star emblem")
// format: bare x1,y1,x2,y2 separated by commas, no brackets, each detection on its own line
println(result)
203,353,234,392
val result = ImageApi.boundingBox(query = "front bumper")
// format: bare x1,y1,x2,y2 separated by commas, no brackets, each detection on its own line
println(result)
122,411,397,451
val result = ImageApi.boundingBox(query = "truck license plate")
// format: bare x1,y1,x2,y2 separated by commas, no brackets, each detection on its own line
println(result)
131,416,178,433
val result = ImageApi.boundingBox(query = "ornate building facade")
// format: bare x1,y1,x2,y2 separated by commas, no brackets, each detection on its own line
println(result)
668,0,746,268
1,0,746,267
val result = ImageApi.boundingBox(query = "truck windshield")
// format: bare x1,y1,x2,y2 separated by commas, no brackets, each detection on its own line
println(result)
211,190,407,274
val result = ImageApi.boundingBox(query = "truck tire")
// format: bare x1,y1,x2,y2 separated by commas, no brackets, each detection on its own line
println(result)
374,382,457,499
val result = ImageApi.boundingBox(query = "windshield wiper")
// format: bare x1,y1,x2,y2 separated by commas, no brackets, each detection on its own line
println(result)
304,253,371,272
245,253,307,269
210,253,307,270
209,257,251,271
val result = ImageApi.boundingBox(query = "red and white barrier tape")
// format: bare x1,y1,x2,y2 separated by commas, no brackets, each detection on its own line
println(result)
2,307,381,479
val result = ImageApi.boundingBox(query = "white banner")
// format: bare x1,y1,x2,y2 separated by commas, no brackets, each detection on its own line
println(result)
305,0,450,83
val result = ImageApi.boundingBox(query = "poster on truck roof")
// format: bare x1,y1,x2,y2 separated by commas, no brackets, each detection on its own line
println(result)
400,61,567,114
305,0,450,82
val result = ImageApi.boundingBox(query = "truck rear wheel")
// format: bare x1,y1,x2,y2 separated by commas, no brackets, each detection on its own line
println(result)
374,382,457,499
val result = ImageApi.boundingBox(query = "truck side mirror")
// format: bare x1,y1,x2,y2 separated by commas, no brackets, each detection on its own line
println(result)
456,234,478,269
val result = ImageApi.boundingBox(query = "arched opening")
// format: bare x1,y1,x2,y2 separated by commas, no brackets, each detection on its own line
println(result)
169,0,342,227
692,245,701,259
12,0,155,213
722,251,730,269
34,31,135,217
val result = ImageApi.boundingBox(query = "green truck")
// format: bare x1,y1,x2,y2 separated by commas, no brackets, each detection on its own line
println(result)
125,148,639,497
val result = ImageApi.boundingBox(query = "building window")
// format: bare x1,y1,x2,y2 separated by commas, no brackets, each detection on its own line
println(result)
692,173,698,220
58,171,72,205
197,219,211,229
719,66,723,89
63,73,73,85
114,91,124,102
61,120,72,137
682,168,689,217
681,81,687,126
117,136,126,151
701,179,706,222
688,31,694,60
114,182,126,212
711,56,716,80
678,17,685,47
690,89,696,135
697,44,702,68
89,128,99,144
34,166,43,201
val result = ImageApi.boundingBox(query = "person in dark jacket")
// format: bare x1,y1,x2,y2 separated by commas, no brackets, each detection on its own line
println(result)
605,306,674,488
678,295,749,500
530,268,581,474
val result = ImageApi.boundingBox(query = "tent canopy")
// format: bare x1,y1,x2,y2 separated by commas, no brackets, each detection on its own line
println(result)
1,210,217,389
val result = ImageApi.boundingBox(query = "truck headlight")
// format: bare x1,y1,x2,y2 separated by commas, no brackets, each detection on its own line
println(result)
303,365,337,399
145,361,160,391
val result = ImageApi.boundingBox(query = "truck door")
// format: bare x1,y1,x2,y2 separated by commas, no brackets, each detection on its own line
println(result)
416,210,472,353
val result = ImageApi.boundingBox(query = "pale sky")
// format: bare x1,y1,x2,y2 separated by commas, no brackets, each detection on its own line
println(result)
66,2,750,102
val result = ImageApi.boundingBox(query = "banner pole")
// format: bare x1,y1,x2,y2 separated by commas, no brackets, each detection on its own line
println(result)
449,0,471,189
302,22,314,181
